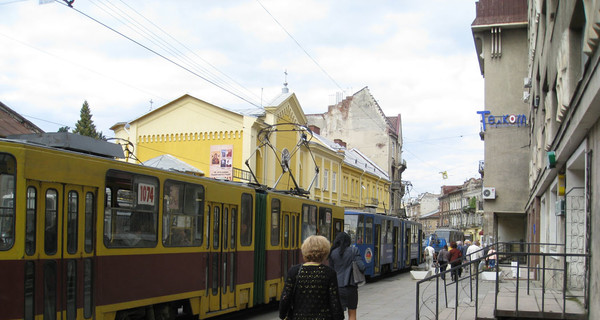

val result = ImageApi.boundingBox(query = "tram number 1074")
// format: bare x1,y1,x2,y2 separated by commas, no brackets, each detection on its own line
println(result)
137,183,156,206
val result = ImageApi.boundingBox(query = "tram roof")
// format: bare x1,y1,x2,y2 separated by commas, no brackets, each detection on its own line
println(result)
7,132,124,158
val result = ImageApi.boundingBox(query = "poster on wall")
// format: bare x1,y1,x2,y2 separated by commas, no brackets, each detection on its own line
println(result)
210,145,233,180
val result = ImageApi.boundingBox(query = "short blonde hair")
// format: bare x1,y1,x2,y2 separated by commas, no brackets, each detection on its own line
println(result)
301,235,331,263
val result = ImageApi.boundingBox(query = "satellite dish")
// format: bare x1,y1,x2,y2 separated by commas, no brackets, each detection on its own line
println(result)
281,148,290,172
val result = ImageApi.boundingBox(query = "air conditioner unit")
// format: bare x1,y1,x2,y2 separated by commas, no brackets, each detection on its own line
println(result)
483,187,496,199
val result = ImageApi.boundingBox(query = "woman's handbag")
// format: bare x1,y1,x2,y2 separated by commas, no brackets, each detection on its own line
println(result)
352,261,366,286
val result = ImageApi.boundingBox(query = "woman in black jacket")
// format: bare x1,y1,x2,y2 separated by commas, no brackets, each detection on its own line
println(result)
279,235,344,320
329,232,365,320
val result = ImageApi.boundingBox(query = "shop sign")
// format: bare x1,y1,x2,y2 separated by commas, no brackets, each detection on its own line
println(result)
477,110,527,131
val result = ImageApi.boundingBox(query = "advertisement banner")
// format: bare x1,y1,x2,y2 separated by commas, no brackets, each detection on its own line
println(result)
210,145,233,180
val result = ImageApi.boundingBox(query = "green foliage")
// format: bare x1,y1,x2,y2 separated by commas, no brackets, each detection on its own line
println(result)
72,101,105,140
57,126,70,132
469,196,477,209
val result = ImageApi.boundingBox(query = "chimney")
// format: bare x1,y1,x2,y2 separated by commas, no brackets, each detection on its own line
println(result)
308,125,320,135
334,139,346,148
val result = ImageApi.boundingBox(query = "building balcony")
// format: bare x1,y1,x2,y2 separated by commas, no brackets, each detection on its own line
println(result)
365,197,379,208
233,167,252,182
391,180,402,190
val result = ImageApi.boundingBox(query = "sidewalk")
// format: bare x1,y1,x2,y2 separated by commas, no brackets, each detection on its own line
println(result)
417,266,587,320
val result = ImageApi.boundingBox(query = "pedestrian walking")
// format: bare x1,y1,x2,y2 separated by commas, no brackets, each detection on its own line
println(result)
279,235,344,320
448,241,463,281
437,245,450,279
466,240,484,277
424,244,436,270
329,231,365,320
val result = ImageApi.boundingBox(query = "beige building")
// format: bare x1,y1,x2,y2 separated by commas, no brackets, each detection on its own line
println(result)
524,0,598,316
446,178,483,242
306,87,405,215
405,192,440,220
471,0,530,244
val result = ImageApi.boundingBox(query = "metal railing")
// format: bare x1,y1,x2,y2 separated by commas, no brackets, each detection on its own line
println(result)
415,242,590,320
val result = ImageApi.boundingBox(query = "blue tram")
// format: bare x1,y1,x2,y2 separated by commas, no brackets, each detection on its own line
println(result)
424,228,463,253
344,210,423,278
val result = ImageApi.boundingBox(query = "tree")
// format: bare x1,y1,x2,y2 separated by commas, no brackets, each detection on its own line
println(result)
58,126,70,132
73,100,105,140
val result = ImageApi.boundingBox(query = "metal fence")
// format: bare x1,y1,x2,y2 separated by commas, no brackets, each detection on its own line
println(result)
415,242,589,320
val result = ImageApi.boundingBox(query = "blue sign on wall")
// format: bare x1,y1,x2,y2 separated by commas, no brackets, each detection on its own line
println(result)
477,110,527,131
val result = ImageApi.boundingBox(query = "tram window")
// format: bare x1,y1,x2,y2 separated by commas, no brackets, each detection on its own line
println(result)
213,206,220,249
206,205,211,249
386,221,393,244
104,170,158,248
271,198,280,246
334,220,342,239
344,215,358,244
67,191,78,254
292,215,297,248
230,208,237,249
163,181,204,247
0,153,16,251
283,214,289,248
45,189,58,255
240,193,252,246
356,215,364,244
25,187,37,255
223,207,228,249
301,204,317,242
84,193,94,253
364,217,373,245
318,207,331,240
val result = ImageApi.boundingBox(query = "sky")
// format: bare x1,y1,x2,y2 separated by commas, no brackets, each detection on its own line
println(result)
0,0,485,198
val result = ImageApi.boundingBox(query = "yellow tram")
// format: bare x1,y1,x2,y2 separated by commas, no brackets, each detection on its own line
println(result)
0,134,344,320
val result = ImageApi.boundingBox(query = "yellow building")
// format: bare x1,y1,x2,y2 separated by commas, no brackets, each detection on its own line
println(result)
111,94,257,181
111,90,391,212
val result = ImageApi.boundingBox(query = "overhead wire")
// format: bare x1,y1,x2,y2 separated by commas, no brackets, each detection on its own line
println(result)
90,0,261,106
56,0,263,108
255,0,344,93
115,0,262,104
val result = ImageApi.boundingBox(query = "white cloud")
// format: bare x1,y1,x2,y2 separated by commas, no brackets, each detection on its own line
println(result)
0,0,483,194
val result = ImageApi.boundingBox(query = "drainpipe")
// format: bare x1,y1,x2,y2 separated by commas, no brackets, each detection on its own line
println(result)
376,176,382,213
359,169,366,208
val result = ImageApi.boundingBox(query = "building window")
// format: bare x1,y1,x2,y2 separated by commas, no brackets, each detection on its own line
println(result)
332,172,337,193
323,169,329,191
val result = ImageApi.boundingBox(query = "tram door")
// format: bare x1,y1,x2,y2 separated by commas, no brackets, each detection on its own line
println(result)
392,226,399,269
282,211,299,280
208,202,236,311
405,225,411,266
29,181,97,320
374,224,381,274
